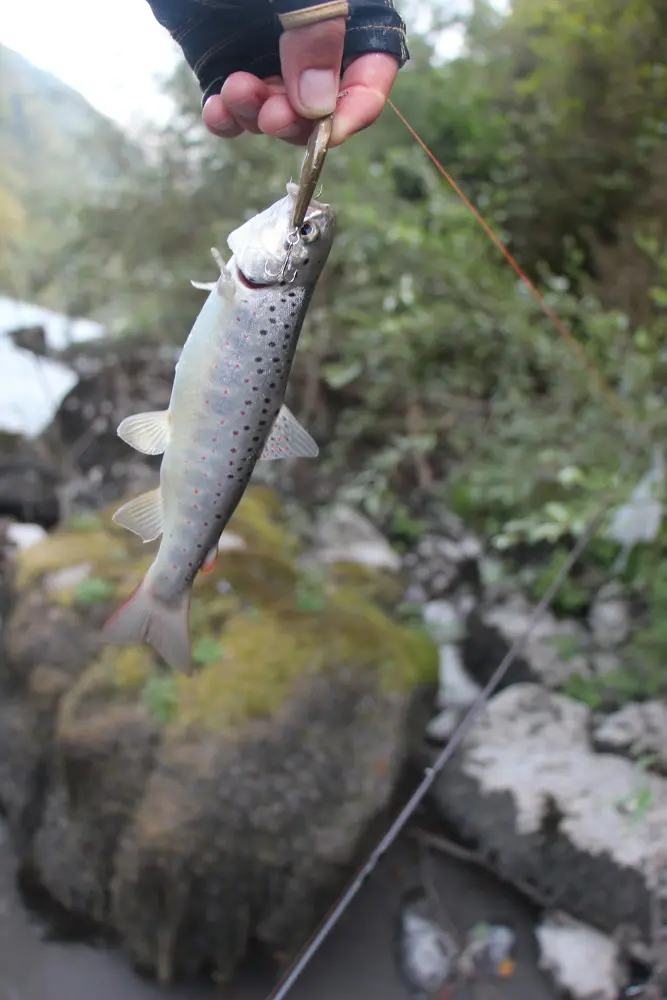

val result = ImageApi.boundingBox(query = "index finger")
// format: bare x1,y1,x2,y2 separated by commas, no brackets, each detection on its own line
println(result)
330,53,399,147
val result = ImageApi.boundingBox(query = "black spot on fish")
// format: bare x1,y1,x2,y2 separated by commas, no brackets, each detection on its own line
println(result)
255,356,262,362
270,318,276,324
260,329,268,336
268,340,276,347
272,357,280,363
269,382,276,388
257,368,264,374
269,305,276,312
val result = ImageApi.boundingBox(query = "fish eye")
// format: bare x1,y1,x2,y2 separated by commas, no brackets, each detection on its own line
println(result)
299,221,319,244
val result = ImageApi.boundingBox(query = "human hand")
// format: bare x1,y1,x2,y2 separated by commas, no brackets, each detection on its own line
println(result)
202,18,399,148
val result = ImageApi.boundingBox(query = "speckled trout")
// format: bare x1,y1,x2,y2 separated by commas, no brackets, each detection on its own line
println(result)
101,183,336,671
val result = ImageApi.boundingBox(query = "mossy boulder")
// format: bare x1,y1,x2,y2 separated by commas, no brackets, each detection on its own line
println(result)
0,485,436,985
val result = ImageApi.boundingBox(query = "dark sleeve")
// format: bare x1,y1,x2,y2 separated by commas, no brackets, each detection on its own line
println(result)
145,0,408,104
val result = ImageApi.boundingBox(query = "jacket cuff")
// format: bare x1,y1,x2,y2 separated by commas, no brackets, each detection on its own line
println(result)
145,0,408,106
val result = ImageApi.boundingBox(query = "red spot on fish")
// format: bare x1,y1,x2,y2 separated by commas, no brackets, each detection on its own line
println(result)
219,419,225,425
217,481,223,486
204,399,209,405
228,461,233,466
212,437,217,443
235,363,240,369
231,447,237,453
186,519,191,525
240,410,246,416
201,456,206,461
194,489,200,494
224,389,229,396
244,378,249,384
193,504,199,509
204,521,209,527
172,564,177,569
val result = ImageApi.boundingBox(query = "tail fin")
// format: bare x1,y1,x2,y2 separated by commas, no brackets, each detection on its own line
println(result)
101,577,192,673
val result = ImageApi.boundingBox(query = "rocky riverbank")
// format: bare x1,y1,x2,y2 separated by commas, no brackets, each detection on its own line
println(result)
0,327,661,999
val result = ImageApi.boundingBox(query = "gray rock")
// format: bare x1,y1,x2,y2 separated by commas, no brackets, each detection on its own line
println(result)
589,583,632,648
403,518,484,601
536,912,626,1000
432,684,667,942
594,701,667,772
467,594,591,690
315,504,402,572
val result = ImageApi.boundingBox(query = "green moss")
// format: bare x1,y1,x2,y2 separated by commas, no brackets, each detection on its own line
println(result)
226,485,301,559
43,485,438,735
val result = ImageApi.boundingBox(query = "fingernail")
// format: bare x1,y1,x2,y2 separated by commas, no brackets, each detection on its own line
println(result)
299,69,337,116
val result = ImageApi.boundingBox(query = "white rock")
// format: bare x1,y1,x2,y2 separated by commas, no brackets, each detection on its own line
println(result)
483,594,591,687
5,522,48,551
217,531,246,552
43,563,92,594
425,707,462,742
594,701,667,770
536,912,625,1000
460,685,667,858
422,600,464,645
437,644,481,710
433,683,667,940
315,504,401,572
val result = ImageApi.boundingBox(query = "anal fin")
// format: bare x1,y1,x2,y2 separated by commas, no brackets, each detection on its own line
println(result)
260,404,319,461
112,488,163,542
117,410,170,456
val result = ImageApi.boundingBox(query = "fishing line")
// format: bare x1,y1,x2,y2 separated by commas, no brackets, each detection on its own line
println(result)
387,99,630,422
266,474,623,1000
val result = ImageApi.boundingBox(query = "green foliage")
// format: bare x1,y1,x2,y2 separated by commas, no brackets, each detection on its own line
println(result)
13,1,667,697
73,576,116,606
141,673,179,726
192,636,225,667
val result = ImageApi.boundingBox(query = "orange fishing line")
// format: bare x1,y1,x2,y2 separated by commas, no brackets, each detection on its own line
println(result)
387,98,628,420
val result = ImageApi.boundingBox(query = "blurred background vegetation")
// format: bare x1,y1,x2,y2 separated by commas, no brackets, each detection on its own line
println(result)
2,0,667,703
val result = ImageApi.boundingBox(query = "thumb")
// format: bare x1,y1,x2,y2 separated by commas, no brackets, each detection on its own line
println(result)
279,18,346,119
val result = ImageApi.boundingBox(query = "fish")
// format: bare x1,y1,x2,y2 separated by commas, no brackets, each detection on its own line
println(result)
101,182,336,671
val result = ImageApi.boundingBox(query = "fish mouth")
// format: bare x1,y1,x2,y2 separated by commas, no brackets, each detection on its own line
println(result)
236,265,270,291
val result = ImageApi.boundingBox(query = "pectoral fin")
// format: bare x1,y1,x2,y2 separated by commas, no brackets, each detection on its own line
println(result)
112,488,163,542
117,410,170,456
260,404,319,461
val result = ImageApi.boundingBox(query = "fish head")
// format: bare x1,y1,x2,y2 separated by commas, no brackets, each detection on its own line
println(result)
227,183,336,290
